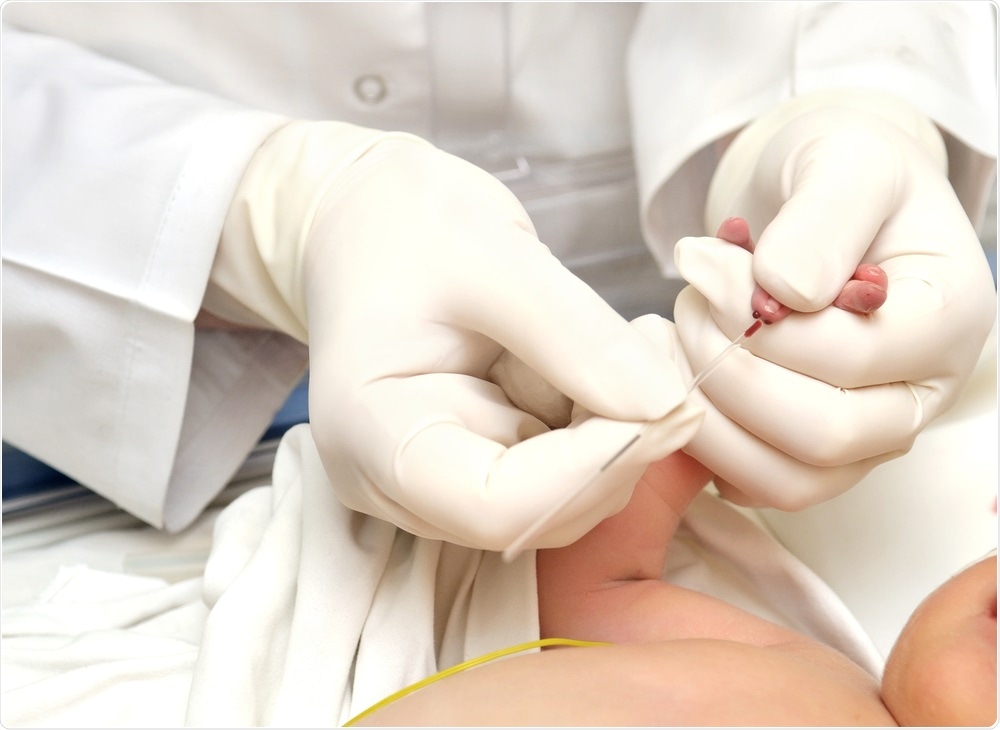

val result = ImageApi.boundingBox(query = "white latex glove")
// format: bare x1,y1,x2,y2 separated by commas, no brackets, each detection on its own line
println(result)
205,120,701,550
674,90,997,510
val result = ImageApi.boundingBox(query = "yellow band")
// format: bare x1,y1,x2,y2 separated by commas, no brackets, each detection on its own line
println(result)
343,637,609,726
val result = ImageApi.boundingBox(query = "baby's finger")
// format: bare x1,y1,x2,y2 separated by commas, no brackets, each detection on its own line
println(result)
715,218,793,325
833,264,888,314
750,287,791,324
715,217,754,253
715,216,889,320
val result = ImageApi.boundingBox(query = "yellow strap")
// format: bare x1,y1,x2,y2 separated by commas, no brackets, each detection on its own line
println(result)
343,637,609,726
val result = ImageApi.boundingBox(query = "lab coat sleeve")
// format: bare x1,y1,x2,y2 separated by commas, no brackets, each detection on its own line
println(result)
1,24,307,531
628,1,998,277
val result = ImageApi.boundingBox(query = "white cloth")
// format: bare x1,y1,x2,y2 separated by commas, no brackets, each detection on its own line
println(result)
2,2,996,532
1,496,213,727
2,423,883,728
187,425,538,727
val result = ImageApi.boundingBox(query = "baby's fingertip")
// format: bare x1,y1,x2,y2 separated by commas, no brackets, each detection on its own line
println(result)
751,286,791,324
716,217,754,252
853,263,889,289
833,279,887,314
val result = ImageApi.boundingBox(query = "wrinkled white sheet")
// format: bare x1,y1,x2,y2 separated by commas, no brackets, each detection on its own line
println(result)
186,427,539,726
2,422,891,727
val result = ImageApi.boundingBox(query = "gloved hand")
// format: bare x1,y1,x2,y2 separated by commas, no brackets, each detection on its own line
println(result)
205,120,702,550
672,89,997,510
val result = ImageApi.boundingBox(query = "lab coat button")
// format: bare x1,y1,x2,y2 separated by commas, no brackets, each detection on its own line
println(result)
354,74,388,104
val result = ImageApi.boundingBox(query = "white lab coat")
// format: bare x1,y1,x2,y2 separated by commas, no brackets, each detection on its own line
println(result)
2,2,996,531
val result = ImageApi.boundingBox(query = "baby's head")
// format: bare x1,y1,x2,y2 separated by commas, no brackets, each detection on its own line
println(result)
882,553,996,726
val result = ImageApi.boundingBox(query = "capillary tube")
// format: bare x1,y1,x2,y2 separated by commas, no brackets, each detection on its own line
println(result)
501,318,764,563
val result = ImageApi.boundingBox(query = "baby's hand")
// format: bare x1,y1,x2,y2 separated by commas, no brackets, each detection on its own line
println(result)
714,217,888,323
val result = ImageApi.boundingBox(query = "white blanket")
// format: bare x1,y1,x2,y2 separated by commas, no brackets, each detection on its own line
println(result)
3,423,894,727
187,428,539,726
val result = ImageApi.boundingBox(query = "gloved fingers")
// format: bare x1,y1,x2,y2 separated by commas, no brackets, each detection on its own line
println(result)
747,114,991,328
485,312,687,431
486,349,574,430
450,227,688,424
674,237,759,339
676,286,927,464
335,154,679,423
682,401,900,511
715,218,888,321
874,173,998,339
748,264,888,322
757,274,989,391
310,139,687,424
749,115,901,311
310,371,547,491
392,395,703,551
328,228,685,425
314,366,701,550
626,312,687,356
303,139,660,418
673,236,983,390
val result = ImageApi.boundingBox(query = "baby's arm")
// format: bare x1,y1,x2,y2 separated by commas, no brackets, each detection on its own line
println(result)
537,452,806,648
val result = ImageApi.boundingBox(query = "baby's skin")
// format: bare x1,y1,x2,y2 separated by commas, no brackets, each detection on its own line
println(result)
537,453,996,726
715,216,889,323
358,453,996,726
533,453,897,726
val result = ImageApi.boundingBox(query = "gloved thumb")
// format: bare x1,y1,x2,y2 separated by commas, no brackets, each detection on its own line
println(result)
487,313,693,430
674,236,758,339
748,113,899,312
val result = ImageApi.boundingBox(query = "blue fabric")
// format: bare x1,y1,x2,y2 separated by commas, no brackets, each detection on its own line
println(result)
263,373,310,442
2,442,74,501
